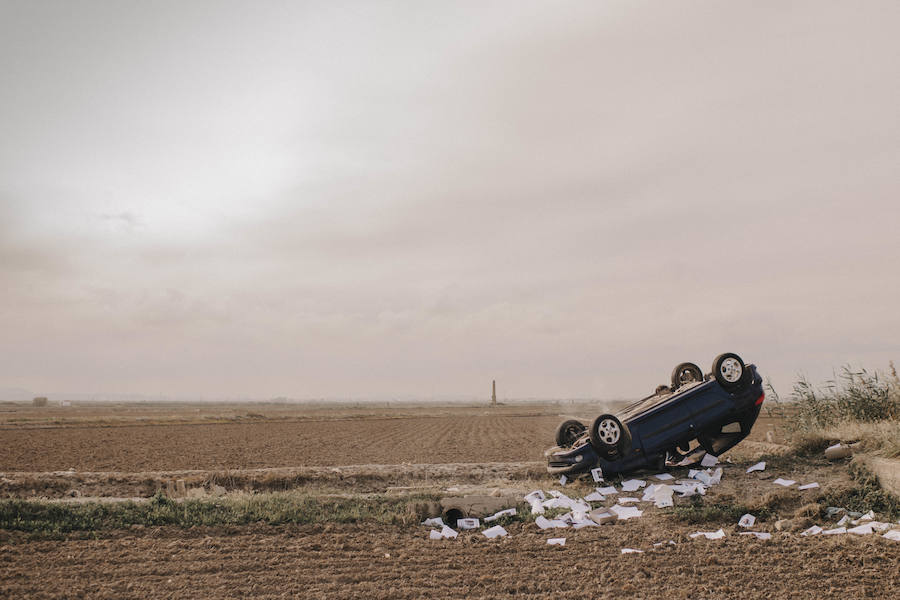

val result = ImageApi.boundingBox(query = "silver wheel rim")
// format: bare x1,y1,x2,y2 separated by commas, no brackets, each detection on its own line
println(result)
597,419,620,445
720,358,743,383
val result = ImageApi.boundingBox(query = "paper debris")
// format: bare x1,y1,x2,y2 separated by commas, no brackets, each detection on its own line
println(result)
422,517,444,527
746,461,766,473
529,500,545,515
773,478,796,487
673,482,706,497
801,525,823,536
482,525,508,539
597,486,618,495
798,482,819,490
457,518,480,530
855,510,875,523
739,532,772,540
823,527,847,535
701,453,719,467
609,504,644,520
869,521,893,532
883,530,900,541
524,490,545,504
689,529,725,540
652,485,674,508
738,514,756,528
572,518,599,529
621,479,646,492
693,470,713,485
484,508,517,523
591,467,604,482
559,475,567,486
430,525,458,539
652,540,676,547
617,497,640,504
535,515,568,530
620,548,643,554
583,491,606,502
847,524,874,535
709,467,723,485
429,530,443,540
651,473,674,481
547,537,566,546
588,509,616,525
836,515,851,526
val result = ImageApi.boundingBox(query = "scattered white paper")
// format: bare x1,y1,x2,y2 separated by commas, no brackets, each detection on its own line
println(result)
701,453,719,467
869,522,893,532
798,482,819,490
429,529,443,540
609,504,644,520
883,530,900,541
746,461,766,473
440,525,459,538
529,500,545,515
738,514,756,528
621,479,646,492
689,529,725,540
693,470,712,485
652,484,675,508
847,524,874,535
591,467,604,482
597,486,618,495
837,515,851,526
823,527,846,535
855,510,875,523
651,473,674,481
583,491,606,502
524,490,545,504
422,517,445,527
620,548,643,554
482,525,508,539
773,478,796,487
535,515,568,530
559,474,568,486
739,532,772,540
457,518,480,530
801,525,823,536
547,537,566,546
617,497,640,504
484,508,517,523
571,518,599,529
652,540,676,547
709,467,723,485
826,443,842,452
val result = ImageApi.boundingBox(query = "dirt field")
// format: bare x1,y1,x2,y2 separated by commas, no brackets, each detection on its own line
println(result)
3,401,895,599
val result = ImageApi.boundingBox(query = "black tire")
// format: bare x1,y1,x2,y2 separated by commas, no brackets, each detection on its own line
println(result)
589,414,631,461
555,419,587,447
671,362,703,390
711,352,748,392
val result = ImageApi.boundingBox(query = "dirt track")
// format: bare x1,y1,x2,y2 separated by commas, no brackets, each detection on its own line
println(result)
2,523,898,599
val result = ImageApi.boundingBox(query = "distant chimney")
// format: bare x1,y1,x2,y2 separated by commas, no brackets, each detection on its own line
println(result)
491,380,497,406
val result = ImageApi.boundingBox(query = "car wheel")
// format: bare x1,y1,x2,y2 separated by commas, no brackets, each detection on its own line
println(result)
671,362,703,390
555,419,587,447
711,352,748,391
589,414,631,461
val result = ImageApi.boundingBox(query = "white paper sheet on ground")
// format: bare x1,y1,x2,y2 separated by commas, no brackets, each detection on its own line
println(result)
709,468,723,485
440,525,458,539
535,515,568,530
457,518,480,530
855,510,875,523
620,548,643,554
591,467,604,482
836,515,851,526
653,540,676,547
651,473,674,481
798,482,819,490
746,461,766,473
548,490,562,498
482,525,508,539
674,482,706,497
801,525,823,536
641,484,658,502
823,527,847,535
773,478,796,487
429,530,443,540
422,517,444,527
738,514,756,528
547,537,566,546
650,485,674,508
693,470,713,485
484,508,517,523
597,486,618,495
689,529,726,540
524,490,545,504
701,453,719,467
583,491,606,502
618,497,640,504
869,522,893,531
826,443,842,452
848,524,874,535
739,532,772,540
572,519,599,529
621,479,646,492
529,500,545,515
883,530,900,541
559,475,567,486
609,504,643,520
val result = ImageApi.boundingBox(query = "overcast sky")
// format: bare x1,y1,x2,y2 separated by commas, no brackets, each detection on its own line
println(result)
1,1,898,400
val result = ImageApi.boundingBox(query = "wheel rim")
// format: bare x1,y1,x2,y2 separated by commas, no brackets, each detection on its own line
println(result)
597,419,620,445
678,368,698,383
720,358,743,383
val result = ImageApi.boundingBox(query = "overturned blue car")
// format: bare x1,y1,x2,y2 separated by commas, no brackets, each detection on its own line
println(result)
546,352,764,477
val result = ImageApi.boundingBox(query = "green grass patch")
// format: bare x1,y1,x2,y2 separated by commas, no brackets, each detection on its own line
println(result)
818,462,900,520
671,497,773,525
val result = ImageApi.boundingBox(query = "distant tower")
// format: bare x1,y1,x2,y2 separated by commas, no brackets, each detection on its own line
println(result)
491,380,497,406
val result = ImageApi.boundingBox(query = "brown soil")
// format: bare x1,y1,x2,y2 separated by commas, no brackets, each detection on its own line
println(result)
2,522,898,599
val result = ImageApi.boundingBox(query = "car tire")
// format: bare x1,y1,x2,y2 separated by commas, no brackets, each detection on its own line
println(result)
589,414,631,461
555,419,587,447
671,362,704,390
711,353,748,391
